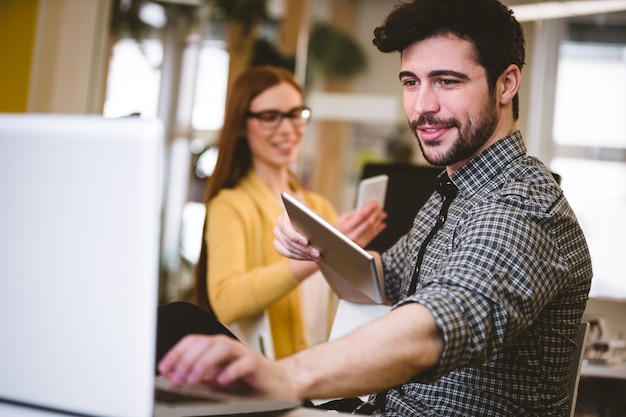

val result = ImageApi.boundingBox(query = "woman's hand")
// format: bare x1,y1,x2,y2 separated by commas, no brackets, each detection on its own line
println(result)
273,200,386,262
334,200,387,248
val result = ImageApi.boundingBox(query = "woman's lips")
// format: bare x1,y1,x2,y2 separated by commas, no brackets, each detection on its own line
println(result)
272,141,297,156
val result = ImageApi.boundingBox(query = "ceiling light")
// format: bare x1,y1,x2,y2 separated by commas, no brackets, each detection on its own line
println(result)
511,0,626,21
139,2,166,28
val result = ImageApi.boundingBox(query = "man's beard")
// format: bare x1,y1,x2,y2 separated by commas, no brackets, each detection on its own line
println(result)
410,98,499,167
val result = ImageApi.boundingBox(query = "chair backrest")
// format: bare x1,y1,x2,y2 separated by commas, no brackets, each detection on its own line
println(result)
360,163,442,253
359,163,563,254
329,300,391,341
567,322,590,417
227,315,275,360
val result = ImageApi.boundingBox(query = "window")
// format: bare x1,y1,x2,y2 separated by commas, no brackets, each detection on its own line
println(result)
191,42,229,132
552,41,626,299
103,38,162,118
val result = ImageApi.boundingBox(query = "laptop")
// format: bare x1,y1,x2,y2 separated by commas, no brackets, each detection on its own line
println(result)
0,114,299,417
281,192,383,304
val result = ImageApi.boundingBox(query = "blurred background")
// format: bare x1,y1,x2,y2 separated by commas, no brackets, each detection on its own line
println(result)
1,3,626,414
2,0,625,303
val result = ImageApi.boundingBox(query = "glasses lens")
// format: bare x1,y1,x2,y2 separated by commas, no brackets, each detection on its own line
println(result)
287,107,311,127
296,107,311,124
249,107,311,130
256,111,281,129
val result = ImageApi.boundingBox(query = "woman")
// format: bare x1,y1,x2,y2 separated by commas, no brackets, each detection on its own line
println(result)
193,65,386,359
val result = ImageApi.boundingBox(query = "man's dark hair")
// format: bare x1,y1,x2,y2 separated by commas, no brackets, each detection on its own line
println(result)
373,0,525,120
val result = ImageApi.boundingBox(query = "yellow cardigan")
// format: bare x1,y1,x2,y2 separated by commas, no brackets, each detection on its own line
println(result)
205,172,338,358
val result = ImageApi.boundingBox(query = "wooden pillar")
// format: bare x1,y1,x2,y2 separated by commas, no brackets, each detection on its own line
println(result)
281,0,304,52
282,0,312,84
310,0,356,209
225,21,259,93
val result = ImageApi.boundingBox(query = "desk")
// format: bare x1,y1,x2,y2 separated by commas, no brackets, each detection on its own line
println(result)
581,362,626,380
0,402,347,417
282,408,349,416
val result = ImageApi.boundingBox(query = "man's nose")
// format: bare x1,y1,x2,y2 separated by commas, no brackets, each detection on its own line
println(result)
413,85,440,115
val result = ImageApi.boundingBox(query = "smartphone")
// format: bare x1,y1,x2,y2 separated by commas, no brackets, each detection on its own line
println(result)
356,174,388,209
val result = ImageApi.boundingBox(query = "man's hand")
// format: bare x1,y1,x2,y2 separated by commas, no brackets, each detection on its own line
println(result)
157,334,298,399
273,213,322,261
273,200,386,261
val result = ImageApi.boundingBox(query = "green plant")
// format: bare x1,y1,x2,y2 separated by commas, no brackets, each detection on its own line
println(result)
307,21,368,79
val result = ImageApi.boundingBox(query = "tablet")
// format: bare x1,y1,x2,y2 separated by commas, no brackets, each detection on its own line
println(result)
356,174,388,209
281,192,383,304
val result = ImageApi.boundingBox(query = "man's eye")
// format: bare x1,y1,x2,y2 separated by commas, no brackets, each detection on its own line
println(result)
401,79,417,87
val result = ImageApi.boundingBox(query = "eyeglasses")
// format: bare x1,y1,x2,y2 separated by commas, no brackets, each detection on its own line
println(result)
246,106,311,131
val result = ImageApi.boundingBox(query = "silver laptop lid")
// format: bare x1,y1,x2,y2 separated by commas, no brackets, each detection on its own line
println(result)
0,114,163,417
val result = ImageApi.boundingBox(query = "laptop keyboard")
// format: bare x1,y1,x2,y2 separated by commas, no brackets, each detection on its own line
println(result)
154,388,219,404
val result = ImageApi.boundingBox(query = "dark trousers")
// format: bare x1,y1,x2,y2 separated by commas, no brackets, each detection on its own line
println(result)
155,301,236,372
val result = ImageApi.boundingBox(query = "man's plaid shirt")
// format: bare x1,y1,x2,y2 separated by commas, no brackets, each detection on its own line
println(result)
367,131,592,416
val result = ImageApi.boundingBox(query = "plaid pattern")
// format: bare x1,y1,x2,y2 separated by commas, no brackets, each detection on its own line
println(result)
373,132,592,416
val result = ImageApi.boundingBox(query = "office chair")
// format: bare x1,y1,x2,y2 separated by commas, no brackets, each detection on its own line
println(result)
178,201,276,359
360,162,442,253
567,322,590,417
226,314,276,359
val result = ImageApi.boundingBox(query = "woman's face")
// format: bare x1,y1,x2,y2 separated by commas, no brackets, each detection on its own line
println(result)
245,82,307,172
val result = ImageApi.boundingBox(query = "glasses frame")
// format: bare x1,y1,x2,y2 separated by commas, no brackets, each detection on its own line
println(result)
245,105,312,131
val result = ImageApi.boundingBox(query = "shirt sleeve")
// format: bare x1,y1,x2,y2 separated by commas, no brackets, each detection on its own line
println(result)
396,180,574,381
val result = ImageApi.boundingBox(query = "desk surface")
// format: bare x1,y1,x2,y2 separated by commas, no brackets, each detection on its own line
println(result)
0,402,348,417
281,408,349,416
581,362,626,380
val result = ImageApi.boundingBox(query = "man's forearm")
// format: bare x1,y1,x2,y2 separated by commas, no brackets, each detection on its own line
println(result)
278,302,443,400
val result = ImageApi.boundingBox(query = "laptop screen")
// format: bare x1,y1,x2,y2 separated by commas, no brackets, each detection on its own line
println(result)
0,114,163,417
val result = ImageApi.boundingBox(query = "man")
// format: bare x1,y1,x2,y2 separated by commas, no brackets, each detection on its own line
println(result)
158,0,593,415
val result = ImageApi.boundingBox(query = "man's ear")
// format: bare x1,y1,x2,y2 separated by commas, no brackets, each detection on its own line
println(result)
499,64,521,106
